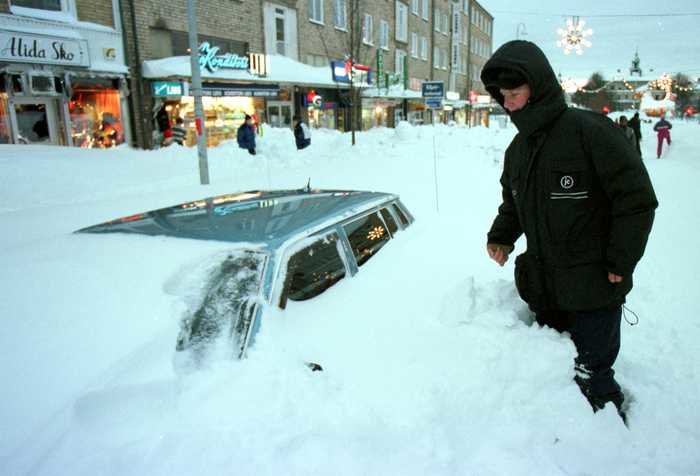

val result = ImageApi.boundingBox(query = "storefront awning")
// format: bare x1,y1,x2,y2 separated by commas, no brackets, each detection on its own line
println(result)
142,55,347,89
362,85,423,99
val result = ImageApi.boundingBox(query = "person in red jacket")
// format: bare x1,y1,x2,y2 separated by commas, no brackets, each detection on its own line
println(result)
653,114,672,159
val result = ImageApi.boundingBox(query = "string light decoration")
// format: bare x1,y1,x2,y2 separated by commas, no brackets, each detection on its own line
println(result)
556,17,593,55
367,226,385,241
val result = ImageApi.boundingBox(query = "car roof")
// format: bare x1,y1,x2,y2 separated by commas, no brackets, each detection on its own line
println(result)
76,189,399,248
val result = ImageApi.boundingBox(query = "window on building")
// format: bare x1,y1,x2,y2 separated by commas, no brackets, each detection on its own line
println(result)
380,20,389,50
309,0,324,24
422,0,429,20
420,37,428,61
442,12,449,35
9,0,74,20
410,32,418,58
442,48,448,69
334,0,347,30
363,14,374,45
395,49,407,74
433,46,439,69
463,0,468,13
411,0,419,15
434,8,440,32
395,1,408,42
150,28,174,59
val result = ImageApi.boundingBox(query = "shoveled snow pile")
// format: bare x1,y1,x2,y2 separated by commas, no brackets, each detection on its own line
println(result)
1,117,699,475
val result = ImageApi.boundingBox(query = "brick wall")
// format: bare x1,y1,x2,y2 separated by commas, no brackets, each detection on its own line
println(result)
76,0,115,28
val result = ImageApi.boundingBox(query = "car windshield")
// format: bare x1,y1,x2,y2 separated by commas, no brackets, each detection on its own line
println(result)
178,250,267,360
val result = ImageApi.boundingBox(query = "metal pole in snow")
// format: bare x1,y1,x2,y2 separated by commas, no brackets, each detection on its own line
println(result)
433,122,440,214
187,0,210,185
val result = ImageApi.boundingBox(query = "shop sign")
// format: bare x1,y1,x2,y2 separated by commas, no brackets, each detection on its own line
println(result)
422,81,444,98
306,90,323,108
0,31,89,67
192,82,280,97
152,81,184,97
331,60,372,86
376,50,384,89
199,42,249,73
425,98,443,109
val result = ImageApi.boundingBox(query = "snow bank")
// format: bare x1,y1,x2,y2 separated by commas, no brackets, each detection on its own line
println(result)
1,118,699,475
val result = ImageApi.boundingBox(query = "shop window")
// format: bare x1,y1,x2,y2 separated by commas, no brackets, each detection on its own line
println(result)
344,212,391,267
284,233,346,302
69,79,124,148
0,90,11,144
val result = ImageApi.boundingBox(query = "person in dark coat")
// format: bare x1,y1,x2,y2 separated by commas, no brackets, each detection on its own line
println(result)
628,112,642,158
653,114,672,159
618,115,636,148
237,114,256,155
481,40,658,424
293,116,311,150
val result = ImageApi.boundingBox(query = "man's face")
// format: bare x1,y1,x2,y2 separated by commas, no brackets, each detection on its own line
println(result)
499,84,531,112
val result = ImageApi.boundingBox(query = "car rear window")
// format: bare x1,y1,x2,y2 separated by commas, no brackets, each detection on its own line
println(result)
286,233,347,302
343,212,391,267
392,203,409,226
380,208,398,235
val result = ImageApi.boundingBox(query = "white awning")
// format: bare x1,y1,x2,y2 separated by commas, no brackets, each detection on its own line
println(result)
142,54,346,88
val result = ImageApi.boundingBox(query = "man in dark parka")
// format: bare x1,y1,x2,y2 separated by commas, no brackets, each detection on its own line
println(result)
481,41,658,422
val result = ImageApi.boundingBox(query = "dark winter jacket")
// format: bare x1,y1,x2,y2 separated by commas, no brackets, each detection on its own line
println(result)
653,118,672,133
620,126,636,146
481,40,658,312
294,122,311,150
237,123,256,150
628,115,642,140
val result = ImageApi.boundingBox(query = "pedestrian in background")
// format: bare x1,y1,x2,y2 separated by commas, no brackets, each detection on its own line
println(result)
237,114,256,155
293,116,311,150
618,115,636,148
481,40,657,425
628,112,643,158
171,117,187,146
653,114,672,159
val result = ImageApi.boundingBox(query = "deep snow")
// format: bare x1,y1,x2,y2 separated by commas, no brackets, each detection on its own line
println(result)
2,116,699,475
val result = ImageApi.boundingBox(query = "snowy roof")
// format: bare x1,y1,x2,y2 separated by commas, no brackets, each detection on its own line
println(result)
142,54,346,88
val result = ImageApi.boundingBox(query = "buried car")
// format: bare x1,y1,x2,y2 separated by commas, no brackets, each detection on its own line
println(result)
76,188,413,364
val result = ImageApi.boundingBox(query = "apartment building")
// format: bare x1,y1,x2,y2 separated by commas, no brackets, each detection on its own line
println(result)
466,0,493,125
0,0,130,146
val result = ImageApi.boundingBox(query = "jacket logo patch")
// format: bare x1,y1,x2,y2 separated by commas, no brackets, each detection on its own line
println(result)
560,175,574,189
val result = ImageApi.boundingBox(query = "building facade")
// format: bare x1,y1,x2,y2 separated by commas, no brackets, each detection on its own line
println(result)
0,0,130,146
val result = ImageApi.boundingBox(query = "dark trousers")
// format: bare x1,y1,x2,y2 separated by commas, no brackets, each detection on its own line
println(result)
536,307,623,408
634,137,642,157
248,148,256,156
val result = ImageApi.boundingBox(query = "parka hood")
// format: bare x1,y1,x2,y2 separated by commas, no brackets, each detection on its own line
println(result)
481,41,567,137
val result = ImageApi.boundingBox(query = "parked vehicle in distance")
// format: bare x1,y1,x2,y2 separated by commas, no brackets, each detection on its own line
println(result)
76,188,414,365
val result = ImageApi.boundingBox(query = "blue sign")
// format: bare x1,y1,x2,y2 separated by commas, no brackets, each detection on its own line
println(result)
426,98,443,109
331,60,372,85
199,42,249,73
422,81,445,98
152,81,183,97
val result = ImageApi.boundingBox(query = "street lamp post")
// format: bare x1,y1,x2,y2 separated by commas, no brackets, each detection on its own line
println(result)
187,0,210,185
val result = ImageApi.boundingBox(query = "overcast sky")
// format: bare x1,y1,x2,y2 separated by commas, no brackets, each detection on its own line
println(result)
479,0,700,82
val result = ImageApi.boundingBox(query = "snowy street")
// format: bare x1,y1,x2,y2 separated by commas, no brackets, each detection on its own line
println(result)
2,119,700,475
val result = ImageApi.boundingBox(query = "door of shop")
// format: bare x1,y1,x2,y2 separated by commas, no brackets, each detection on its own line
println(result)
9,97,60,145
267,101,293,128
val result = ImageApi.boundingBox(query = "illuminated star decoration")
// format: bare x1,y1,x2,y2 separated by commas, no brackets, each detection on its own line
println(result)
556,16,593,55
367,226,385,240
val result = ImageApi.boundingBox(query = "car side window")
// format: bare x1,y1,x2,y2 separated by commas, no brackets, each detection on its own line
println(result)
343,212,391,267
285,233,347,302
380,207,398,235
392,203,410,227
